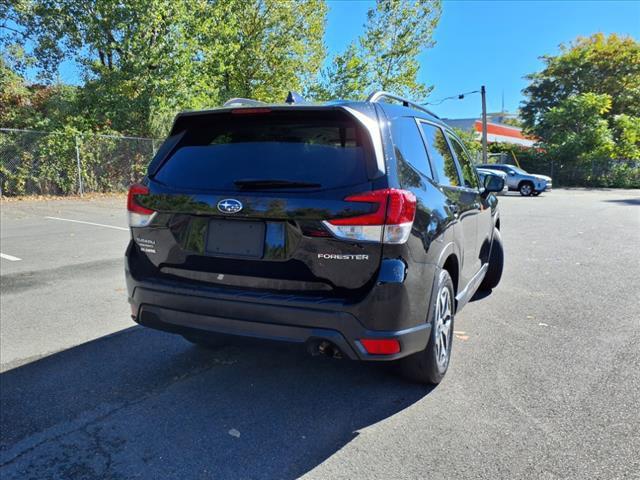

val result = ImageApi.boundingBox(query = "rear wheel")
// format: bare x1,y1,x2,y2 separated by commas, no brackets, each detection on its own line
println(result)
480,228,504,291
400,270,455,385
519,181,533,196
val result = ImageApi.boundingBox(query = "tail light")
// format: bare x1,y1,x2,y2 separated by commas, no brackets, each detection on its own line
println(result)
323,189,416,244
127,184,156,227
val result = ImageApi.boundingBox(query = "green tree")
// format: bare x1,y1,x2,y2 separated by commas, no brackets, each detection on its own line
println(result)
3,0,327,136
611,114,640,160
0,57,79,130
310,43,369,100
361,0,440,98
4,0,218,135
215,0,326,103
522,33,640,134
0,57,31,127
540,93,614,163
315,0,441,101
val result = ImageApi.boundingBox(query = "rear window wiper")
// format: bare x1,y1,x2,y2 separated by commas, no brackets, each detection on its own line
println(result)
233,179,321,190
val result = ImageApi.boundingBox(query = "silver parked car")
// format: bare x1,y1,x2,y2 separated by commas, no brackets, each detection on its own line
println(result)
477,163,552,196
476,168,508,195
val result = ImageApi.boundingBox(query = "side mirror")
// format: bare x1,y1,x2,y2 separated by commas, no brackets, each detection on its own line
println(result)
482,173,504,196
508,171,516,176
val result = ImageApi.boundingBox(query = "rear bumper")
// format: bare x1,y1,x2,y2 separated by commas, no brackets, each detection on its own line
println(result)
126,247,434,361
133,295,429,361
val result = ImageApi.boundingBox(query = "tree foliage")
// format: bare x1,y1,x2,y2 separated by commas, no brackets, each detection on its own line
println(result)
522,33,640,134
217,0,326,103
540,92,614,163
311,43,369,100
2,0,327,137
520,33,640,187
0,57,79,130
314,0,441,101
611,114,640,160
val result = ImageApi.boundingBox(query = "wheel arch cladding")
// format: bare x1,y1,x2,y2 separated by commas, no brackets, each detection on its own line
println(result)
442,254,459,296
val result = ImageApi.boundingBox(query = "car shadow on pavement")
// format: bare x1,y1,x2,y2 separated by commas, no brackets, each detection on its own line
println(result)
603,197,640,206
0,326,431,480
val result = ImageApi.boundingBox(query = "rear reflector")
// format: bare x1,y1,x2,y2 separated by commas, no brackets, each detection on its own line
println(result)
127,184,156,227
360,338,401,355
323,188,416,244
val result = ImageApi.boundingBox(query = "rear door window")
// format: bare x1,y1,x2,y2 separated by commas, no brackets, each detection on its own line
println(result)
390,117,433,179
154,111,370,191
419,122,461,187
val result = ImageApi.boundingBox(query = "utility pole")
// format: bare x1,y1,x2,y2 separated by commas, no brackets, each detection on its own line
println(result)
75,135,84,197
481,85,488,164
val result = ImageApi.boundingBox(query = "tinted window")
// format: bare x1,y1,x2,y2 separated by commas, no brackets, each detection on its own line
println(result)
420,123,460,187
447,134,479,189
390,118,432,179
154,113,369,191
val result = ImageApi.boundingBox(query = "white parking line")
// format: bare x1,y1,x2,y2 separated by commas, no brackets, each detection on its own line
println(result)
0,253,22,261
45,216,129,231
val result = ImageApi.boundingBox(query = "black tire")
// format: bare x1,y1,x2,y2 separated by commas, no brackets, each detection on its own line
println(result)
480,228,504,291
519,181,534,196
532,191,541,196
182,332,225,349
399,270,455,385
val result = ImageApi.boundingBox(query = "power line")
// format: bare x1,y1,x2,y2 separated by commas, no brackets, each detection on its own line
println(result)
421,86,489,164
423,90,480,106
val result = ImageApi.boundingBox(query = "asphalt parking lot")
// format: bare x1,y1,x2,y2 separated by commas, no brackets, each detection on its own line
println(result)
1,189,639,479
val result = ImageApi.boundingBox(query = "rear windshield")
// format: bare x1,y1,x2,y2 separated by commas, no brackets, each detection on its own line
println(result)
153,111,370,191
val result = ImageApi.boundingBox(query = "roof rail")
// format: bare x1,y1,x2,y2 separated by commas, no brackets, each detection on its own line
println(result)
366,91,439,119
223,97,267,107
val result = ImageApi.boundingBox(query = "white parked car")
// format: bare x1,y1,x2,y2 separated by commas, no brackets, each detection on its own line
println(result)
476,168,508,195
478,163,552,196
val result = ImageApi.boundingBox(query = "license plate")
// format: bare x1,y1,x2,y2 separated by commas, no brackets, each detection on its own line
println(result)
206,220,265,258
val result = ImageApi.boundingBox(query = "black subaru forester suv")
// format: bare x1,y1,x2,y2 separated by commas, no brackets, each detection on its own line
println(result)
125,91,505,384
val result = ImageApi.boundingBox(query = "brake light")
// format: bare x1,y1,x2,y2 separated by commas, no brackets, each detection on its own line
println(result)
127,184,156,227
323,189,416,244
231,108,272,115
360,338,401,355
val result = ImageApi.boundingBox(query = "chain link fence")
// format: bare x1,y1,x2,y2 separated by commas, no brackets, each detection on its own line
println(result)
3,128,638,195
510,156,639,188
0,128,158,196
484,152,640,188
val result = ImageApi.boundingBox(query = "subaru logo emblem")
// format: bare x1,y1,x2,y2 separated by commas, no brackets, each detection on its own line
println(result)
217,199,243,214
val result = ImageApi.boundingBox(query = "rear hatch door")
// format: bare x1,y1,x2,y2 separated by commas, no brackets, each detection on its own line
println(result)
131,107,386,296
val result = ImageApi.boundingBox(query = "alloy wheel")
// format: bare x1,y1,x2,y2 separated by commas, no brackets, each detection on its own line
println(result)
520,184,532,196
434,286,453,370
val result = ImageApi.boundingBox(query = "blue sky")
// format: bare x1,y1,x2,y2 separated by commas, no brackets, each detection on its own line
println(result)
326,0,640,118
